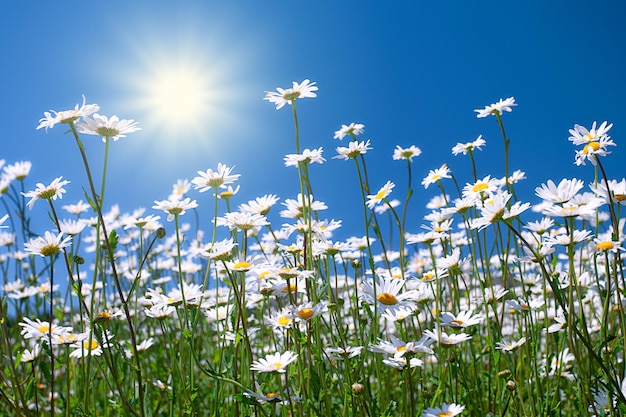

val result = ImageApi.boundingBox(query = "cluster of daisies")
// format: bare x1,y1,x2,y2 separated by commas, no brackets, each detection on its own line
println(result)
0,81,624,416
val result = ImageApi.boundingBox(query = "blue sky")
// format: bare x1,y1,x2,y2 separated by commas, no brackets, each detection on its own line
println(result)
2,1,625,240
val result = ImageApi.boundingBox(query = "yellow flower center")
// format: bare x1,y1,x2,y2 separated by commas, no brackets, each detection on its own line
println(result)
377,292,398,305
84,340,99,350
233,261,251,270
451,319,464,326
374,190,387,200
613,193,626,201
98,311,113,320
438,413,453,417
298,308,315,320
277,316,292,326
272,362,283,370
583,141,601,154
597,241,615,251
266,392,280,399
219,191,234,199
282,283,298,293
396,345,406,352
38,325,50,333
472,182,489,193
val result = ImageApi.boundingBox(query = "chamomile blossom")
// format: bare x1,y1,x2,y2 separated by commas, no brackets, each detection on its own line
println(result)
334,140,372,160
475,96,516,118
452,135,486,155
78,113,141,141
250,351,298,373
3,161,32,180
22,177,70,209
284,147,326,167
568,121,613,146
24,231,72,257
392,145,422,162
366,181,395,209
421,164,451,189
496,337,527,352
264,79,318,110
36,95,99,131
334,122,364,140
590,178,626,205
239,194,280,216
152,197,198,222
191,163,240,192
470,191,530,230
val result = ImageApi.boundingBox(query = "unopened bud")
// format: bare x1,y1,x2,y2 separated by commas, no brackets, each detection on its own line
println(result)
498,369,511,378
156,227,166,239
351,383,364,395
506,380,517,391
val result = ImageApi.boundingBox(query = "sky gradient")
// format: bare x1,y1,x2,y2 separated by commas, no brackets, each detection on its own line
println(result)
2,1,625,240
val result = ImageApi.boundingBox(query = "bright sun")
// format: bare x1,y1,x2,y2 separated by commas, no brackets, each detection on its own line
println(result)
145,65,213,128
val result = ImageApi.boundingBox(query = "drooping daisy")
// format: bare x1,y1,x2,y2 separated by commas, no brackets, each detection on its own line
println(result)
37,95,100,131
392,145,422,162
264,79,318,110
78,113,141,141
474,96,516,118
250,351,298,373
152,197,198,222
324,346,364,361
20,344,41,363
334,122,364,140
22,176,70,209
366,181,395,209
24,231,72,257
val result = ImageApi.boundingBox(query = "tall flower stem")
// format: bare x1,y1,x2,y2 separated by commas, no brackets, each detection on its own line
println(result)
67,122,145,417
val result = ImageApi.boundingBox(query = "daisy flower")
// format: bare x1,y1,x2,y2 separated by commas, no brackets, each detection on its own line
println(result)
590,178,626,205
334,122,365,140
20,345,41,363
440,310,484,328
22,176,70,209
474,96,516,118
334,140,372,160
168,179,191,201
3,161,32,180
250,351,298,373
62,200,91,215
392,145,422,162
366,181,395,209
24,231,72,257
421,164,451,189
451,134,486,155
361,276,415,315
196,238,237,261
78,113,141,141
592,237,624,254
423,328,472,346
37,95,100,131
470,191,530,230
496,337,527,352
264,79,318,110
462,175,500,201
152,197,198,222
19,317,67,343
216,212,269,233
239,194,280,216
574,135,616,166
422,402,465,417
324,346,364,361
284,147,326,167
568,121,613,146
191,163,240,192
